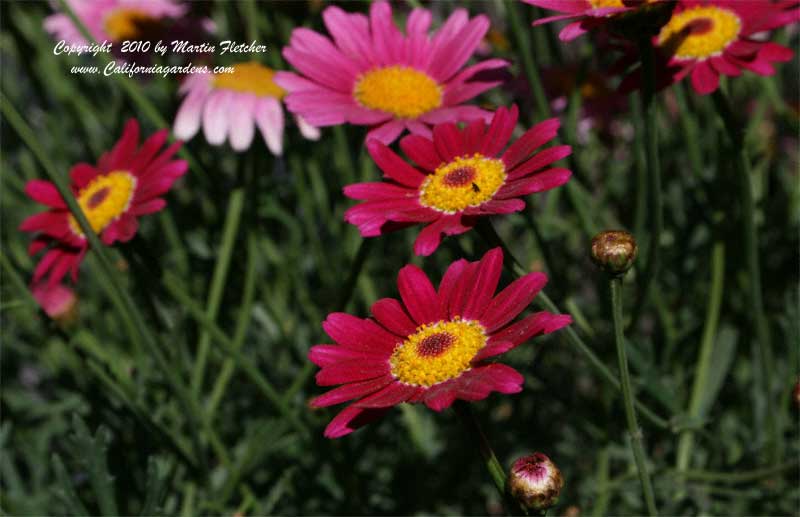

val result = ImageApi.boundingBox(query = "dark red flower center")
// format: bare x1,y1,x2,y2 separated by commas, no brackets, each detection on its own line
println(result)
87,187,110,209
442,166,476,187
684,17,713,35
416,332,455,357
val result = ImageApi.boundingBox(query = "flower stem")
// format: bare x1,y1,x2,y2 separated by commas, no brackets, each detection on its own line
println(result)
453,401,523,515
475,220,671,430
710,88,778,462
610,278,658,516
675,241,725,473
507,0,549,120
632,37,663,329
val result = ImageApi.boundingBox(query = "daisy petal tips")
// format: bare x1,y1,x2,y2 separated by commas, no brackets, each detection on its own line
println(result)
20,119,187,286
274,1,509,144
343,105,572,256
309,247,572,438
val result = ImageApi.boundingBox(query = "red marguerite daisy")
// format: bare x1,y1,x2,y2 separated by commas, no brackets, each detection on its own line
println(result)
20,119,187,286
309,248,571,438
344,105,572,256
646,0,799,94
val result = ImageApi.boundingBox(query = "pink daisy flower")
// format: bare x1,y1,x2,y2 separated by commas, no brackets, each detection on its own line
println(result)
45,0,186,44
20,119,187,286
309,247,572,438
642,0,800,94
31,281,78,323
524,0,656,41
343,105,572,256
173,63,320,155
274,1,509,144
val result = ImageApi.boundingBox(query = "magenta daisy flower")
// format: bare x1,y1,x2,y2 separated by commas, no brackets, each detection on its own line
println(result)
173,63,320,154
45,0,185,44
20,119,187,286
309,247,572,438
646,0,799,94
525,0,651,40
343,105,572,256
274,1,509,144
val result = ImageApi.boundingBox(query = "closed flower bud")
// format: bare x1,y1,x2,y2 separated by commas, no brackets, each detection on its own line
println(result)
508,452,564,512
591,231,638,276
31,282,78,326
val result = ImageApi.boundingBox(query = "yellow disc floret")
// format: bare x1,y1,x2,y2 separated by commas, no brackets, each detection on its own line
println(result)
588,0,625,9
419,154,507,214
104,9,157,41
354,66,442,119
390,318,488,387
213,62,286,98
657,6,741,59
69,171,137,237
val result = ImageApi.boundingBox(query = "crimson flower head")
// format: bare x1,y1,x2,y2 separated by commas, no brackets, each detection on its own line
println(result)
308,248,572,438
645,0,799,95
344,105,572,256
525,0,662,41
275,0,508,144
20,119,187,286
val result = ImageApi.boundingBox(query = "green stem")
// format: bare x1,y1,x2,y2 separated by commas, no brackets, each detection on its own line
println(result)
710,89,777,463
630,95,648,240
507,0,549,119
632,38,663,329
675,242,725,472
191,188,245,396
673,83,704,177
453,401,521,515
610,277,657,516
475,221,671,430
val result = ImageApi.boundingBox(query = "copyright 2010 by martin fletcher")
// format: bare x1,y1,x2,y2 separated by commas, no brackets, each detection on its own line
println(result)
53,39,269,78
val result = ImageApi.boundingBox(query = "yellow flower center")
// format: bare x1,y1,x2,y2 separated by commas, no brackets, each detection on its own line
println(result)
68,171,137,237
390,318,487,387
354,66,443,119
213,62,286,98
588,0,625,8
419,154,507,214
657,6,741,60
103,9,157,41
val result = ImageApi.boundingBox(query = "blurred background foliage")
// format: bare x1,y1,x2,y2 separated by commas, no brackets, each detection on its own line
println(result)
1,1,798,515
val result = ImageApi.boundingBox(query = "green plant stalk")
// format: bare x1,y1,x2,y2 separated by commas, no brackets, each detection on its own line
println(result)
676,242,725,472
191,188,245,396
630,95,648,240
610,278,657,516
453,401,522,515
507,0,549,119
206,233,259,421
240,0,260,50
633,38,663,327
0,92,209,470
475,221,670,429
711,89,777,463
673,84,704,177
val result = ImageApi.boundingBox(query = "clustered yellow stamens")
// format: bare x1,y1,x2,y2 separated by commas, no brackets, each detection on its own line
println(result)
587,0,626,9
390,318,488,387
68,171,137,237
419,153,507,214
354,66,442,119
104,9,157,41
213,62,286,99
657,6,741,59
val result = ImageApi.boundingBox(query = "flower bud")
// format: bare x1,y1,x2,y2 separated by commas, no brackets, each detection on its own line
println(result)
31,282,78,326
508,452,564,512
591,230,638,276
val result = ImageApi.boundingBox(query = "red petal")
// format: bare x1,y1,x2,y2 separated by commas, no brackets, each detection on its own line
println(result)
489,311,572,346
397,264,442,325
322,313,400,353
310,374,394,408
323,405,391,438
354,382,420,408
437,258,469,315
480,105,518,157
481,272,548,332
25,180,66,208
501,118,561,169
471,341,516,363
366,140,427,188
399,134,443,171
315,358,391,386
461,247,503,320
432,122,465,163
507,145,572,180
690,61,719,95
371,298,417,337
308,344,386,367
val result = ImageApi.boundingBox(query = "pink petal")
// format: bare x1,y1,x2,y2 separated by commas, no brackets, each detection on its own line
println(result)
507,146,573,180
229,94,257,152
354,382,420,408
255,97,285,156
366,120,406,145
202,90,233,145
489,311,572,346
173,84,210,141
309,344,387,367
496,168,572,198
323,405,391,438
461,247,504,320
322,312,400,353
343,182,415,201
412,214,473,257
366,140,427,187
690,61,719,95
481,272,548,332
429,14,490,82
316,358,391,386
471,341,516,363
397,264,442,325
310,374,395,408
25,180,65,208
501,118,562,169
371,298,417,337
480,105,519,157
